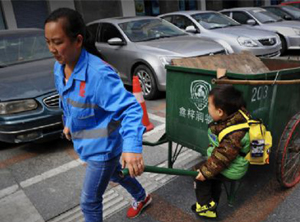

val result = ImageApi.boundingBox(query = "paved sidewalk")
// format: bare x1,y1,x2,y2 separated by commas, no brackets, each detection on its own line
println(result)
277,55,300,61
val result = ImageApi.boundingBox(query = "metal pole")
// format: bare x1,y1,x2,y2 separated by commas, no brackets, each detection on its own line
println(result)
212,78,300,85
120,165,198,177
168,141,173,168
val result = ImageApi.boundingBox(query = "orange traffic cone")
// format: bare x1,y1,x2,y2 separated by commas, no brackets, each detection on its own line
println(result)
132,76,154,132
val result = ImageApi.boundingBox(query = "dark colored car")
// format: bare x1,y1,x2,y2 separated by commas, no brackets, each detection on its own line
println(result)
0,29,63,143
263,5,300,20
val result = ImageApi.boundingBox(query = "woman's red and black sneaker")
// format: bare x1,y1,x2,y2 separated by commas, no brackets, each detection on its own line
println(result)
127,194,152,218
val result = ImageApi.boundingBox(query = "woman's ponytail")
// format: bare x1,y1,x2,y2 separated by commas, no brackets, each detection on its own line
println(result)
84,28,104,60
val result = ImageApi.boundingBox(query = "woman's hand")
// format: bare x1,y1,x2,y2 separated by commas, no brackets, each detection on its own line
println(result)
122,153,144,177
196,170,206,181
63,127,71,141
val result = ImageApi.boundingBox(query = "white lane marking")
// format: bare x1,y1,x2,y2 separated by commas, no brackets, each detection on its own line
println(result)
143,124,165,137
0,184,19,199
148,113,165,123
48,148,201,222
103,200,129,219
20,159,84,188
0,121,163,193
0,114,164,201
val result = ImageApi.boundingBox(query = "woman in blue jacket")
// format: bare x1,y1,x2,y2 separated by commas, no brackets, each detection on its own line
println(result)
44,8,151,222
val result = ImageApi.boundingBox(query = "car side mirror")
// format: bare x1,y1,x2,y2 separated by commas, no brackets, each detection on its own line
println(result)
107,37,125,46
284,15,292,20
185,25,198,33
246,19,256,26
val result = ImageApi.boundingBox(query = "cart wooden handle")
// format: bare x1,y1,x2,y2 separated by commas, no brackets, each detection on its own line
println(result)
212,78,300,85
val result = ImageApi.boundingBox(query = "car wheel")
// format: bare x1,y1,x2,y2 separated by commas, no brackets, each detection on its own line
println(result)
134,64,160,100
280,35,287,55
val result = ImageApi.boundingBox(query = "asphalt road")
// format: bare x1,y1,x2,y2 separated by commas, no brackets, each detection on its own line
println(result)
1,51,300,222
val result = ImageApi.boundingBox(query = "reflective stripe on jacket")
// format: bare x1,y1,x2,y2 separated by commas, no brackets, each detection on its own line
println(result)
54,49,145,161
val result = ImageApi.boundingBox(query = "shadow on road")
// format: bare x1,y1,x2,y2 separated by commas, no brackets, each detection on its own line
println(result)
0,139,72,154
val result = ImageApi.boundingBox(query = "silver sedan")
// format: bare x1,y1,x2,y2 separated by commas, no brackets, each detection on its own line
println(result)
263,5,300,21
159,11,281,57
87,17,225,100
221,7,300,54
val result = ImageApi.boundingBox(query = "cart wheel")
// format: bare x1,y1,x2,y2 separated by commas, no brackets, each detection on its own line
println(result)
276,111,300,188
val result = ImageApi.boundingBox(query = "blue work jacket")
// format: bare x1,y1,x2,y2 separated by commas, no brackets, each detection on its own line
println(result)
54,49,145,161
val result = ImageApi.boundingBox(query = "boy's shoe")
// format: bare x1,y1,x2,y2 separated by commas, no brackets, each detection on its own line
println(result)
198,210,217,218
195,201,217,213
127,194,152,218
191,201,218,219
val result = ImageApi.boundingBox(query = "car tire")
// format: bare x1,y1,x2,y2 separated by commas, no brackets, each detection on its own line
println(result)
133,64,160,100
280,35,287,55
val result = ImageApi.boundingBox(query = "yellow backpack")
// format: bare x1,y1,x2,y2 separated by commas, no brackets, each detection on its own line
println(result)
218,110,272,165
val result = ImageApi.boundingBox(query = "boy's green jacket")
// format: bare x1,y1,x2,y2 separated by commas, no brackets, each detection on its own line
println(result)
200,109,250,180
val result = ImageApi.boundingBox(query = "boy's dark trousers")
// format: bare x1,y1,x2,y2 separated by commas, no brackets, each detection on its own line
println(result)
194,174,231,205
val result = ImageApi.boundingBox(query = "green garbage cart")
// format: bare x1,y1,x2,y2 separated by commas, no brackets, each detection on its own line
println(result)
124,58,300,189
164,58,300,188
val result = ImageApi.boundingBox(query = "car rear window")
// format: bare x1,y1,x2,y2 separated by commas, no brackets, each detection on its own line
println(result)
282,5,300,17
118,19,186,42
0,31,52,67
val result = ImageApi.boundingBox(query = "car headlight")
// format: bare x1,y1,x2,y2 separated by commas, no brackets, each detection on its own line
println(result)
0,99,38,115
293,28,300,35
237,37,258,47
159,56,180,66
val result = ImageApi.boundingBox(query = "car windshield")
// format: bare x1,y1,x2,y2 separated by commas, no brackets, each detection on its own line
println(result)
118,19,187,42
265,7,291,18
250,9,283,23
0,31,52,67
282,5,300,17
191,12,240,29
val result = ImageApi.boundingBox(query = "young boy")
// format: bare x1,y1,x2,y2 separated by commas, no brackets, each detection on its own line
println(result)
192,85,250,219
